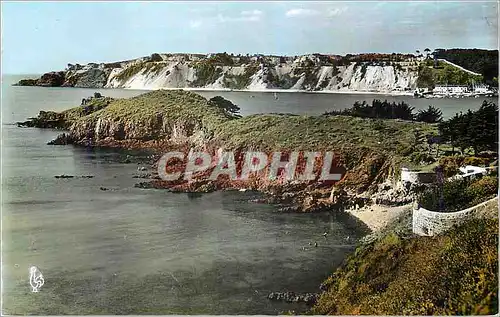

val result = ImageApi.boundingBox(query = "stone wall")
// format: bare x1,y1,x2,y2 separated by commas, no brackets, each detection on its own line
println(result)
412,197,498,236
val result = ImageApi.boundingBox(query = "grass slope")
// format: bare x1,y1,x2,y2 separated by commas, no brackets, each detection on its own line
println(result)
76,90,230,131
312,204,498,315
417,60,484,88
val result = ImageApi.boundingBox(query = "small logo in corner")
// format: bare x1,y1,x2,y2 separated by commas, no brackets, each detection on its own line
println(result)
29,266,44,292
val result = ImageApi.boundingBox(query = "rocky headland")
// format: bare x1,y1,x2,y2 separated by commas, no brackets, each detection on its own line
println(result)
18,89,434,213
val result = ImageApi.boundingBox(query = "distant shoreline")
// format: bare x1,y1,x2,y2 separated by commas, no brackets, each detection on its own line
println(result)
123,86,416,96
12,84,496,99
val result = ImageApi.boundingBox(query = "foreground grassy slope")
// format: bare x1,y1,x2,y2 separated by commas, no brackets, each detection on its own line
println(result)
312,204,498,315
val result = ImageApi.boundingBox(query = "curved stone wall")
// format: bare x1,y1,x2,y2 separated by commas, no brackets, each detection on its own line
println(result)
412,197,498,236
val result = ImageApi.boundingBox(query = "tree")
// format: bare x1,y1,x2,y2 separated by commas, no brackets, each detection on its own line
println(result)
424,48,431,59
150,53,163,62
438,101,498,155
415,105,442,123
470,101,498,153
208,96,241,118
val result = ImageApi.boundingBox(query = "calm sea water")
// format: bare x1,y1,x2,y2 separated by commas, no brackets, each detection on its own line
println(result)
1,75,495,314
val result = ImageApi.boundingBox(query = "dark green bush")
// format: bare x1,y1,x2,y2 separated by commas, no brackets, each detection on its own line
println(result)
324,99,415,121
418,176,498,212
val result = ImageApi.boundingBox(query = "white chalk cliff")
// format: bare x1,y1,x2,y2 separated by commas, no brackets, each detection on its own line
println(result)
22,53,421,93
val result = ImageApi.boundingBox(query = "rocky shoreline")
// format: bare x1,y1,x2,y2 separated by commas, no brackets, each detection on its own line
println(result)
15,89,429,314
267,291,319,305
17,90,418,213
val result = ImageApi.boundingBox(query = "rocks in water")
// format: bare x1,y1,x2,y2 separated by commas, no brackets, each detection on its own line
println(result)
15,71,67,87
134,182,157,189
13,79,37,86
277,205,300,213
267,291,319,305
132,173,151,179
17,111,66,129
48,133,73,145
99,187,108,191
38,71,66,87
54,174,94,179
319,282,330,292
249,198,268,204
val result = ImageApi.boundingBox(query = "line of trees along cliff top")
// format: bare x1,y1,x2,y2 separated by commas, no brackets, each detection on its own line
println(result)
324,100,498,156
323,100,443,123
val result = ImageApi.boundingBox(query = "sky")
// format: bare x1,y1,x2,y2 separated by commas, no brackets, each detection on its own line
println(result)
1,1,498,74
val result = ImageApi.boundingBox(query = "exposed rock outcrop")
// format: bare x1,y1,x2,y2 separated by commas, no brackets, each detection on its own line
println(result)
38,71,66,87
14,53,420,93
16,94,113,130
20,90,433,213
267,291,319,305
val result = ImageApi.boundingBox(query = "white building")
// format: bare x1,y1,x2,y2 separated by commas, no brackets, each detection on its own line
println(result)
433,85,469,95
472,84,492,94
448,165,487,181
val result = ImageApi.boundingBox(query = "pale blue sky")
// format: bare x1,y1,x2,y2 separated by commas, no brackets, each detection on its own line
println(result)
1,1,498,74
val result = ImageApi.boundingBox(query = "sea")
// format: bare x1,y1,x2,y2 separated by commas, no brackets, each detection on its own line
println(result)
1,74,496,314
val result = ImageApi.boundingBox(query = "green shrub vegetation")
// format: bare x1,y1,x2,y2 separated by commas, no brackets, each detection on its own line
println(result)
312,215,498,315
77,90,231,138
417,176,498,212
415,105,443,123
439,101,498,155
191,62,223,87
417,61,484,88
223,65,259,89
433,48,498,84
438,155,495,177
114,63,146,82
324,100,417,121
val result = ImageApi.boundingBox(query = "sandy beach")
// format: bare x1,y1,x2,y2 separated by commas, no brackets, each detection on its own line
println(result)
347,203,412,232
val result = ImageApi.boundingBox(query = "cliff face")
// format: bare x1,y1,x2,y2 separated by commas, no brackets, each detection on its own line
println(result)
16,53,419,93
